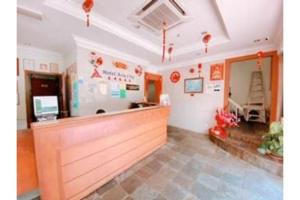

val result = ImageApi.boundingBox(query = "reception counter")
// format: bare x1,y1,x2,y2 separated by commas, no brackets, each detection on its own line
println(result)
31,106,170,200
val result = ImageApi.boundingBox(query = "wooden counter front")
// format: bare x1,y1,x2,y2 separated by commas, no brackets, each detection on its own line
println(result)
31,106,170,200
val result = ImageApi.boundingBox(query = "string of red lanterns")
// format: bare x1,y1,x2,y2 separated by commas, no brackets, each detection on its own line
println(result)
256,51,264,70
82,0,94,27
162,22,167,62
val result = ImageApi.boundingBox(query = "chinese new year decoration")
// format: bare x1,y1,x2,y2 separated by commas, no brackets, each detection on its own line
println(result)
256,51,264,70
198,63,202,76
170,71,181,83
82,0,94,27
89,51,103,78
210,63,224,81
113,61,127,70
161,22,167,62
189,68,194,74
168,43,174,62
202,33,212,53
135,65,143,76
209,109,239,139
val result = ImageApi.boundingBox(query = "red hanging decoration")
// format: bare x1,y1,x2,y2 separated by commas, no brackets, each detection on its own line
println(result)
82,0,94,27
162,22,167,63
202,33,212,53
257,51,264,70
168,43,174,62
189,68,194,74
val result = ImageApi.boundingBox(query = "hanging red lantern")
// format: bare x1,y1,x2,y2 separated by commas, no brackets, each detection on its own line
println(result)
257,51,264,70
168,43,174,62
82,0,94,27
162,22,167,63
202,33,212,53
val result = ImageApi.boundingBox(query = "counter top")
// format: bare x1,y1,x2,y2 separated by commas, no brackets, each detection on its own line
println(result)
31,105,166,129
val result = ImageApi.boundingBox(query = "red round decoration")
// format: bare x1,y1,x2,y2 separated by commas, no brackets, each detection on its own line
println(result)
257,51,264,58
189,68,194,73
170,71,181,83
198,63,202,69
96,57,103,66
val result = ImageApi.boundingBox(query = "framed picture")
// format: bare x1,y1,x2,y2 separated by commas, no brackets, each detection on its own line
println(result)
39,63,49,72
184,77,204,93
210,63,224,80
50,63,59,73
23,58,35,70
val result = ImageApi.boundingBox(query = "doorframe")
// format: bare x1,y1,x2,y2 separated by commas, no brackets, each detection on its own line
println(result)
144,72,163,103
24,70,66,128
224,50,280,122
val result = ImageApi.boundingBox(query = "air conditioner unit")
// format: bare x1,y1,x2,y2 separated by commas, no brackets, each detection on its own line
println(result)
129,0,190,35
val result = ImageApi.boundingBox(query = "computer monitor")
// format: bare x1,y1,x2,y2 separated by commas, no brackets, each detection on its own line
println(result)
33,96,59,117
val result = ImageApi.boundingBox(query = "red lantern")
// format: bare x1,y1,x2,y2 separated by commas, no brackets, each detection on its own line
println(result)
189,68,194,74
162,22,167,63
202,33,212,53
168,43,174,62
82,0,94,27
257,51,264,70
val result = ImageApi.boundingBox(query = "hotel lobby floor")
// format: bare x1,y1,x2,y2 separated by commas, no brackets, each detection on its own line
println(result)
79,128,283,200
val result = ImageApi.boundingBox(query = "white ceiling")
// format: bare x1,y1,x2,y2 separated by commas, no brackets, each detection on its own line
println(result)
17,0,283,68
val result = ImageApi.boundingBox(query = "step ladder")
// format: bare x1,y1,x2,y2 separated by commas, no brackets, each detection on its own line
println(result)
243,70,266,123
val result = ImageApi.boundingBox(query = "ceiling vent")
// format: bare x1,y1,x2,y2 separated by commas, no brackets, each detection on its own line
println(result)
129,0,190,35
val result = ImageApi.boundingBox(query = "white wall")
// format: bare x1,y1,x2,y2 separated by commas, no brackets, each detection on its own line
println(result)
17,45,64,129
161,61,224,133
230,57,271,109
76,46,146,116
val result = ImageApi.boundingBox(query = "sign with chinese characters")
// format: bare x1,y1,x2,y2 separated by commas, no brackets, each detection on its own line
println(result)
210,63,224,81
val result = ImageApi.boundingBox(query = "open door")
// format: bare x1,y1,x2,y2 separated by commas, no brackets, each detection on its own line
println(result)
144,72,162,103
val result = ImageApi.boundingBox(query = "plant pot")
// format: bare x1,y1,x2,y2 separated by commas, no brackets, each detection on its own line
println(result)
268,152,283,163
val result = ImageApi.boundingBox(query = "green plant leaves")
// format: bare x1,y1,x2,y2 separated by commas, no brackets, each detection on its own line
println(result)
257,121,283,156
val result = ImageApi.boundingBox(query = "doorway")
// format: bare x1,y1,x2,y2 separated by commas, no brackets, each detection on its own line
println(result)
24,71,68,127
144,72,162,103
224,51,280,123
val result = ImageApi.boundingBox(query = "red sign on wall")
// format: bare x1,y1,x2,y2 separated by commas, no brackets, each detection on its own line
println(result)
210,63,224,81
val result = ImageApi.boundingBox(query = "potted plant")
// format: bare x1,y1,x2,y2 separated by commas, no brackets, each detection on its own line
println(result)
257,121,283,162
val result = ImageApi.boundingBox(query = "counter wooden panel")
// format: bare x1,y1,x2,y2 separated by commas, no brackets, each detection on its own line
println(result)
17,129,38,195
31,106,170,200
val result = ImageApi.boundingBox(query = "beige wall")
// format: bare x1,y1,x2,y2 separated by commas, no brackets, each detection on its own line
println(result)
75,46,146,116
161,61,224,133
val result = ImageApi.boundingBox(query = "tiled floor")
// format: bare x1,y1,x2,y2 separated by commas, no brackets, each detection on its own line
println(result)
82,128,283,200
